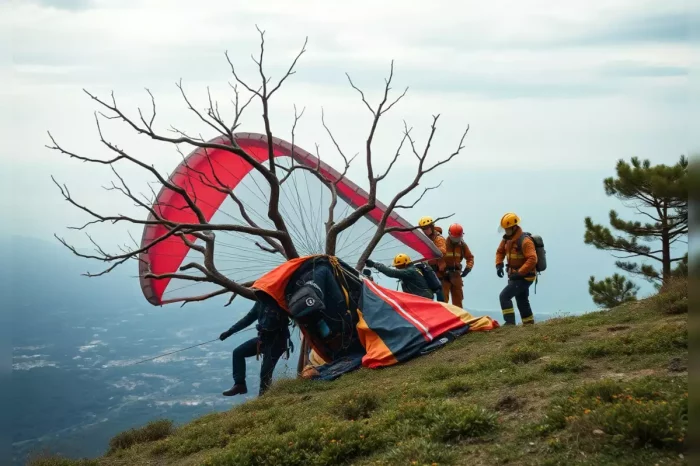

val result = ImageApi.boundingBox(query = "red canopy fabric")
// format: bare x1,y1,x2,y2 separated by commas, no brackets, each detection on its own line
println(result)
138,133,442,305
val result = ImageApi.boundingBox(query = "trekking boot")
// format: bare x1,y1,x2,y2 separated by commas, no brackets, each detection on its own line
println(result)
222,383,248,396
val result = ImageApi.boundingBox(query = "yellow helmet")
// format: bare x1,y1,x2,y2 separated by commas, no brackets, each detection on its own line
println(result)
418,216,434,228
499,212,521,230
393,253,411,267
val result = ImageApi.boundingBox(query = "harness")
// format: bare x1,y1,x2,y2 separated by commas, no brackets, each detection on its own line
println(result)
444,241,468,274
289,255,362,361
256,304,295,361
505,235,539,293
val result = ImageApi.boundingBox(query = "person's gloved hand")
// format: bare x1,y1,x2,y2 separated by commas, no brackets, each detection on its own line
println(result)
365,259,375,268
219,330,233,341
461,267,471,277
496,264,504,278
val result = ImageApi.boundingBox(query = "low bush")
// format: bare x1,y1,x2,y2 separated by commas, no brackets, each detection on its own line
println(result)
391,400,498,443
329,391,381,421
108,419,175,453
532,376,687,451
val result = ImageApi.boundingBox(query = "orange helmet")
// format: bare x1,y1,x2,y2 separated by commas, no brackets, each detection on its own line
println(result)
448,223,463,236
448,223,464,241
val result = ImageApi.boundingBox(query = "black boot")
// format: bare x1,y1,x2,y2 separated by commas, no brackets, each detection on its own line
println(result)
222,383,248,396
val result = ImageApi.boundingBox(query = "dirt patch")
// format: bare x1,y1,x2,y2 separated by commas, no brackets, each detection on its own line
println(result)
607,325,630,332
495,394,523,412
667,357,686,373
597,368,660,381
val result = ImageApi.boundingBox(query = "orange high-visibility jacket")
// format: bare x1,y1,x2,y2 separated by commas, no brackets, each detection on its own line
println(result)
495,228,537,281
445,240,474,271
427,226,447,274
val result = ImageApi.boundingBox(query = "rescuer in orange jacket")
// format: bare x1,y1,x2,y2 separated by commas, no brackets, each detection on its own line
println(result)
418,216,447,300
442,223,474,309
495,212,537,325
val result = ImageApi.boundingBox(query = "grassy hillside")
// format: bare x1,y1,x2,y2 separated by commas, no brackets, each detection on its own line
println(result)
31,279,688,466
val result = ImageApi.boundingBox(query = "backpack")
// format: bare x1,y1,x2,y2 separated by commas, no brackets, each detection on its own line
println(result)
415,262,442,292
517,232,547,272
257,302,290,335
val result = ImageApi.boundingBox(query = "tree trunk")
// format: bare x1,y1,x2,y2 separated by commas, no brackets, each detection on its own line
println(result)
325,232,337,257
296,336,310,375
661,202,671,283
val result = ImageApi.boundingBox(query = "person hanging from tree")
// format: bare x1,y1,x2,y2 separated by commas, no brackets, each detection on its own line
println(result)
219,300,293,396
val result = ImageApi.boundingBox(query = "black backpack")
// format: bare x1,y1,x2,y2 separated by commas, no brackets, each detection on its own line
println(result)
415,262,442,292
517,232,547,272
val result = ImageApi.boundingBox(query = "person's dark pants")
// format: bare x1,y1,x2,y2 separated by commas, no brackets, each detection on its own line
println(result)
231,335,288,395
499,279,534,325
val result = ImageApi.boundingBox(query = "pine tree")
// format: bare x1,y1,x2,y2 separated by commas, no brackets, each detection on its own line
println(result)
588,274,639,308
584,155,688,290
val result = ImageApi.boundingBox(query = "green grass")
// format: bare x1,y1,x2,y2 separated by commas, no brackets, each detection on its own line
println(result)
30,279,688,466
105,419,175,454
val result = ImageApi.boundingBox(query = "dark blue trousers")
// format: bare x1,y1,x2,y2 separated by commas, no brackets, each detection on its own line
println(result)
232,334,288,395
499,279,534,325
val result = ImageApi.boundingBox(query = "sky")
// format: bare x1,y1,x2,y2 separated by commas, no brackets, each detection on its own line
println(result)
2,0,697,313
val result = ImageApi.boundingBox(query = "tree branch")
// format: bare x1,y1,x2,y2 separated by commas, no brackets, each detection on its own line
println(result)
78,82,299,258
325,62,410,253
384,214,455,234
395,181,443,209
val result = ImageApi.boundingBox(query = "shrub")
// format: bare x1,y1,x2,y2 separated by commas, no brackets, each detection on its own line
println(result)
666,297,687,315
586,396,687,450
444,378,472,396
391,400,498,442
329,392,381,421
204,420,387,466
428,405,498,442
580,341,614,359
531,376,688,451
508,347,541,364
108,419,175,453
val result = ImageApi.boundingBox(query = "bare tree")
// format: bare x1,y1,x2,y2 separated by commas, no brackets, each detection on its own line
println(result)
49,27,469,366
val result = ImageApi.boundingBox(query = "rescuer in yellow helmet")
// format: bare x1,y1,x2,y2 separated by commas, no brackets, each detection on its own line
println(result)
418,216,447,300
495,212,537,325
365,253,435,299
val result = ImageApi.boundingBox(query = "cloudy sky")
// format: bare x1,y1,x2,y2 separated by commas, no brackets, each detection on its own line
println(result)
2,0,697,312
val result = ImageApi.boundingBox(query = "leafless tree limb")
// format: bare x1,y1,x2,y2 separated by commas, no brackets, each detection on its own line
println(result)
255,242,280,254
323,61,411,254
49,27,469,334
228,82,258,133
354,115,469,269
175,288,231,307
384,214,455,234
395,181,444,209
78,84,299,257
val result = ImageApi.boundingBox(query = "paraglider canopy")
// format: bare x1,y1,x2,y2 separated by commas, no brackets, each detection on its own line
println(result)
138,133,442,305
